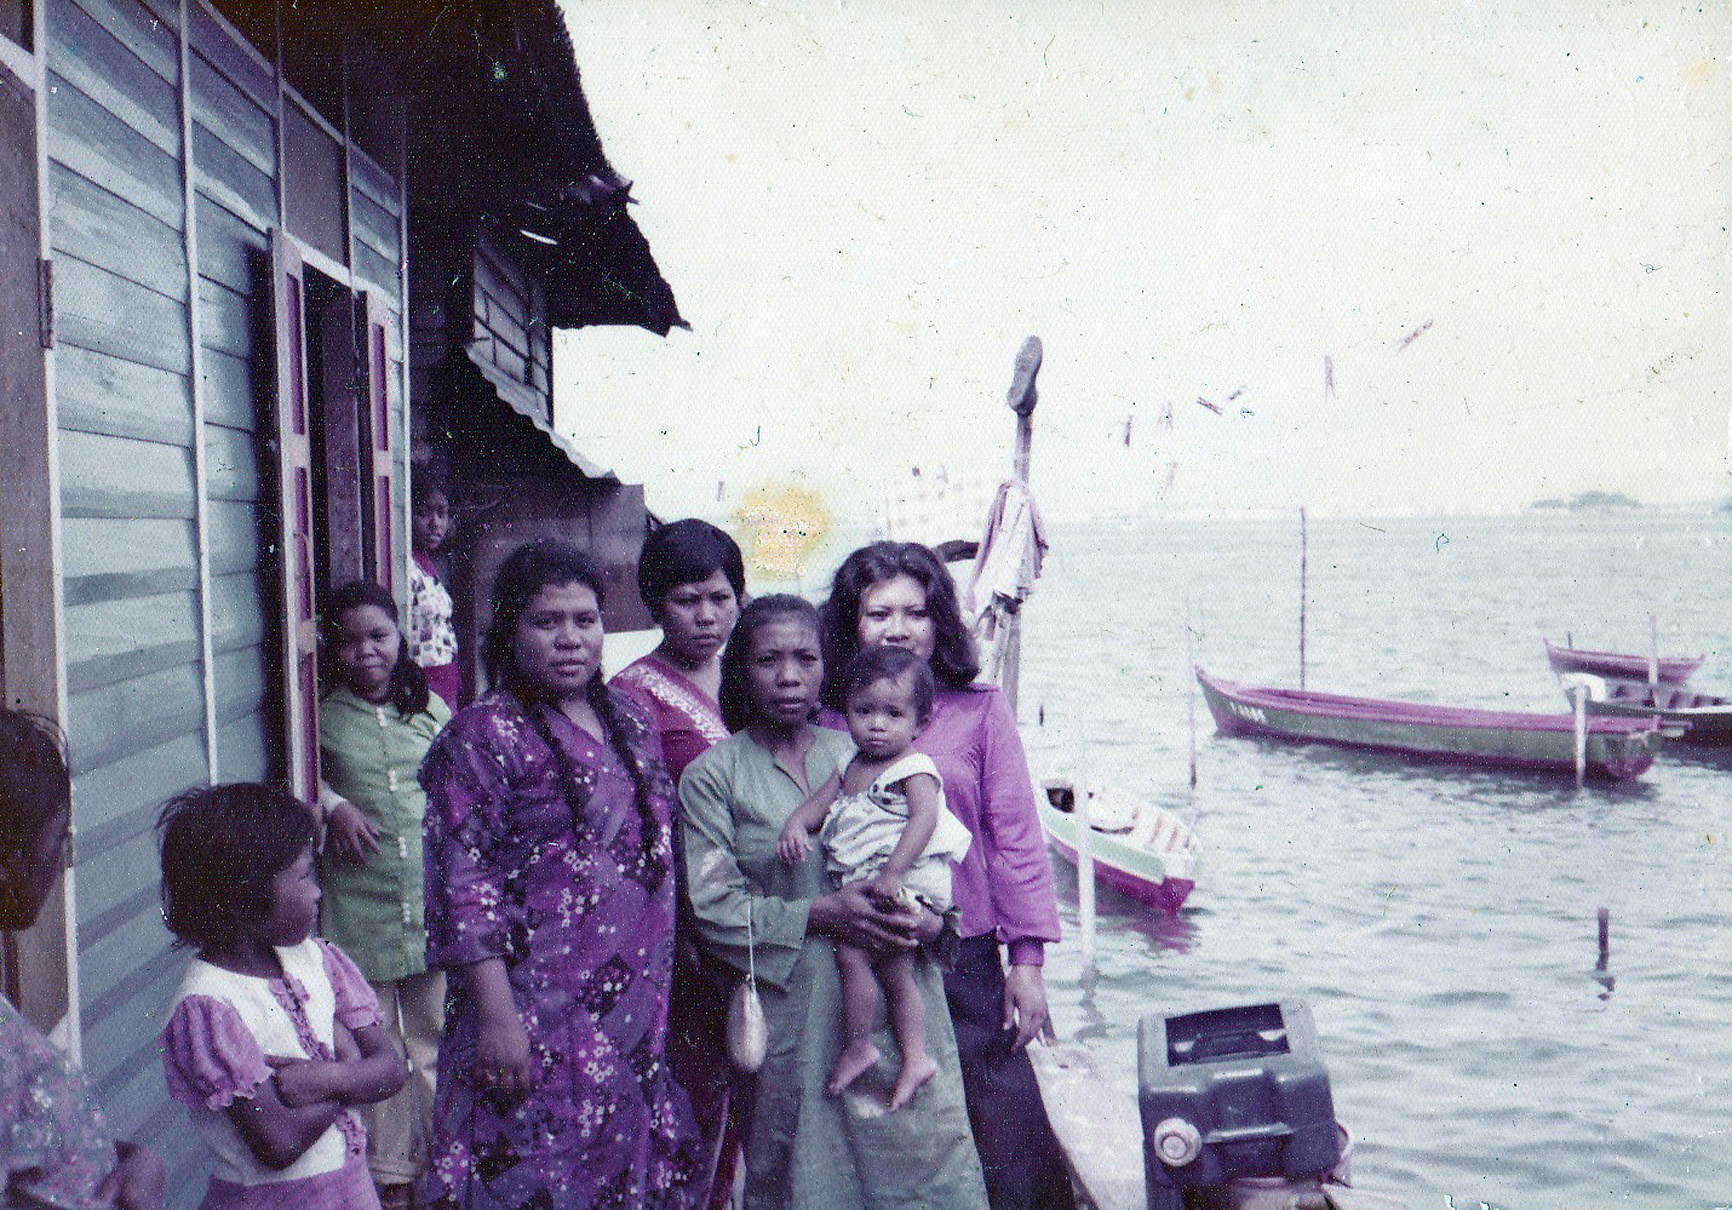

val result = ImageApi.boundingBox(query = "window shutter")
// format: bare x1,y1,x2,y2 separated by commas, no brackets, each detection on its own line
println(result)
272,233,320,804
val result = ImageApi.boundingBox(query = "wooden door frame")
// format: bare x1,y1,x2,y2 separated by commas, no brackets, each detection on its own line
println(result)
0,26,75,1042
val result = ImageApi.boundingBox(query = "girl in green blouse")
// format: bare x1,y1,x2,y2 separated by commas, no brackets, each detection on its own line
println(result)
317,580,451,1210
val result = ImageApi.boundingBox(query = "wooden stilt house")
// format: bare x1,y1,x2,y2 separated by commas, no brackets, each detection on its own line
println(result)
0,0,680,1195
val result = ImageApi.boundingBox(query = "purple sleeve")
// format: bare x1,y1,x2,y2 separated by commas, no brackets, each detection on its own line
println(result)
978,689,1061,963
318,940,383,1030
420,714,515,969
160,996,273,1110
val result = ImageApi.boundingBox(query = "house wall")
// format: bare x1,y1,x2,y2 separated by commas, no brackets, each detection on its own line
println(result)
37,0,407,1195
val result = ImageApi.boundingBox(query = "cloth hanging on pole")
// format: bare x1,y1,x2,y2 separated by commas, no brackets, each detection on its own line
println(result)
964,479,1048,685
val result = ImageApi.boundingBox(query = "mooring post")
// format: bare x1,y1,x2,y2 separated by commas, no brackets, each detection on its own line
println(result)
1299,506,1308,690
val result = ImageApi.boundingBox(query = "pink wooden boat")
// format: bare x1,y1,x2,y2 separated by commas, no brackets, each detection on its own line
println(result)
1544,639,1704,686
1198,667,1660,780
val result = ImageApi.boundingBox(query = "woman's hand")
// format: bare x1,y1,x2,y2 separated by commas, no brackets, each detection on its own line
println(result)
865,873,908,910
96,1141,165,1210
473,1007,535,1105
775,819,812,864
333,1020,361,1064
809,884,924,953
325,799,381,863
1003,963,1056,1050
474,1013,534,1104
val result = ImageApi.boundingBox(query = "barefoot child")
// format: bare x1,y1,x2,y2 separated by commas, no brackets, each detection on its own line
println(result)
158,784,407,1209
776,644,973,1110
316,581,450,1209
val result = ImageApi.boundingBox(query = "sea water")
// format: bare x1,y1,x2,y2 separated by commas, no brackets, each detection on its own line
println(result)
1016,510,1731,1209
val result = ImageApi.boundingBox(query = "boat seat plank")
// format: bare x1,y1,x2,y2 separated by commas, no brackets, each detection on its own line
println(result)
1028,1043,1145,1210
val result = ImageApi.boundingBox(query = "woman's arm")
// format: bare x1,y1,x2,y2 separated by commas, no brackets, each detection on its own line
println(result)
420,714,516,973
974,690,1062,961
679,754,814,989
460,958,534,1104
971,691,1062,1048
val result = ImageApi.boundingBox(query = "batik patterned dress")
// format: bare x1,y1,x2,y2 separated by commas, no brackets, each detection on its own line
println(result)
1,993,116,1210
419,689,702,1210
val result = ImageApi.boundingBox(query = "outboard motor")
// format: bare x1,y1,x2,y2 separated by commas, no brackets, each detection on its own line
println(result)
1139,1001,1342,1210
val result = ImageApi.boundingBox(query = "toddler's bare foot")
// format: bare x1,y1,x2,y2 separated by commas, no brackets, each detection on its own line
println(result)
826,1041,881,1098
888,1052,938,1111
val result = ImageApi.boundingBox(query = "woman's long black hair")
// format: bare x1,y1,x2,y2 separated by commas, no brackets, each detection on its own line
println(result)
819,540,979,708
718,594,822,733
486,541,664,874
318,580,432,717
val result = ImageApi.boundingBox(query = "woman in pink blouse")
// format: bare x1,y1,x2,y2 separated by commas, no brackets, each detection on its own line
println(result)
611,519,743,782
822,542,1075,1210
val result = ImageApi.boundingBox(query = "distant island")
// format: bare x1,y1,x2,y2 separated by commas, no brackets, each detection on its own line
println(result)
1529,490,1641,511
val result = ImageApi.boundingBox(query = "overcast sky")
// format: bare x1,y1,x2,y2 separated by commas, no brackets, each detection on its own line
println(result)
557,1,1731,527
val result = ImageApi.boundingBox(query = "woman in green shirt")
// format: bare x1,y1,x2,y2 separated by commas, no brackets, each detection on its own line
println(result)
679,595,988,1210
317,580,451,1210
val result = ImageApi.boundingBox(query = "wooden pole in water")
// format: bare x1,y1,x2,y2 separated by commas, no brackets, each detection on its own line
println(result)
1076,782,1097,972
1597,906,1611,970
1002,337,1042,716
1572,683,1587,788
1186,594,1198,790
1648,613,1660,706
1299,507,1308,690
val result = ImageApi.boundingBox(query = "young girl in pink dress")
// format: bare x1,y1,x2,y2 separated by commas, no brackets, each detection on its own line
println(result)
158,784,407,1210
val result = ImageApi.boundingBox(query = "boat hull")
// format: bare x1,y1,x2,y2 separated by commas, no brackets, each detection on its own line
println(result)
1197,667,1659,779
1038,798,1196,913
1545,639,1703,685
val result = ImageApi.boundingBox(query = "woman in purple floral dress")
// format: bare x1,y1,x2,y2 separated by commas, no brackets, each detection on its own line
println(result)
419,542,702,1209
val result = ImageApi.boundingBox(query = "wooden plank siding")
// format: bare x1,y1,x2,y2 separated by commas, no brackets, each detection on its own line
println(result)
43,33,201,1142
190,5,282,810
472,227,550,417
32,0,410,1197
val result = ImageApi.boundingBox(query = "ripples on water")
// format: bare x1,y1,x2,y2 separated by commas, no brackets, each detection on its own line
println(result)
1018,512,1730,1209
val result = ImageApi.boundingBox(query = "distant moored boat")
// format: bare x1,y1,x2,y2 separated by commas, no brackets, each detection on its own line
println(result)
1037,778,1199,913
1544,638,1704,686
1196,667,1660,780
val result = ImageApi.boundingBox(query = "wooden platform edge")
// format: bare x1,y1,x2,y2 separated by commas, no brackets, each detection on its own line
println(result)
1029,1042,1147,1210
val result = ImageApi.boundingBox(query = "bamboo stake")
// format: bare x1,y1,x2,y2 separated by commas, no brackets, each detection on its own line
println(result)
1648,613,1660,706
1299,507,1308,689
1002,336,1042,715
1185,594,1198,790
1572,683,1588,788
1075,782,1097,973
